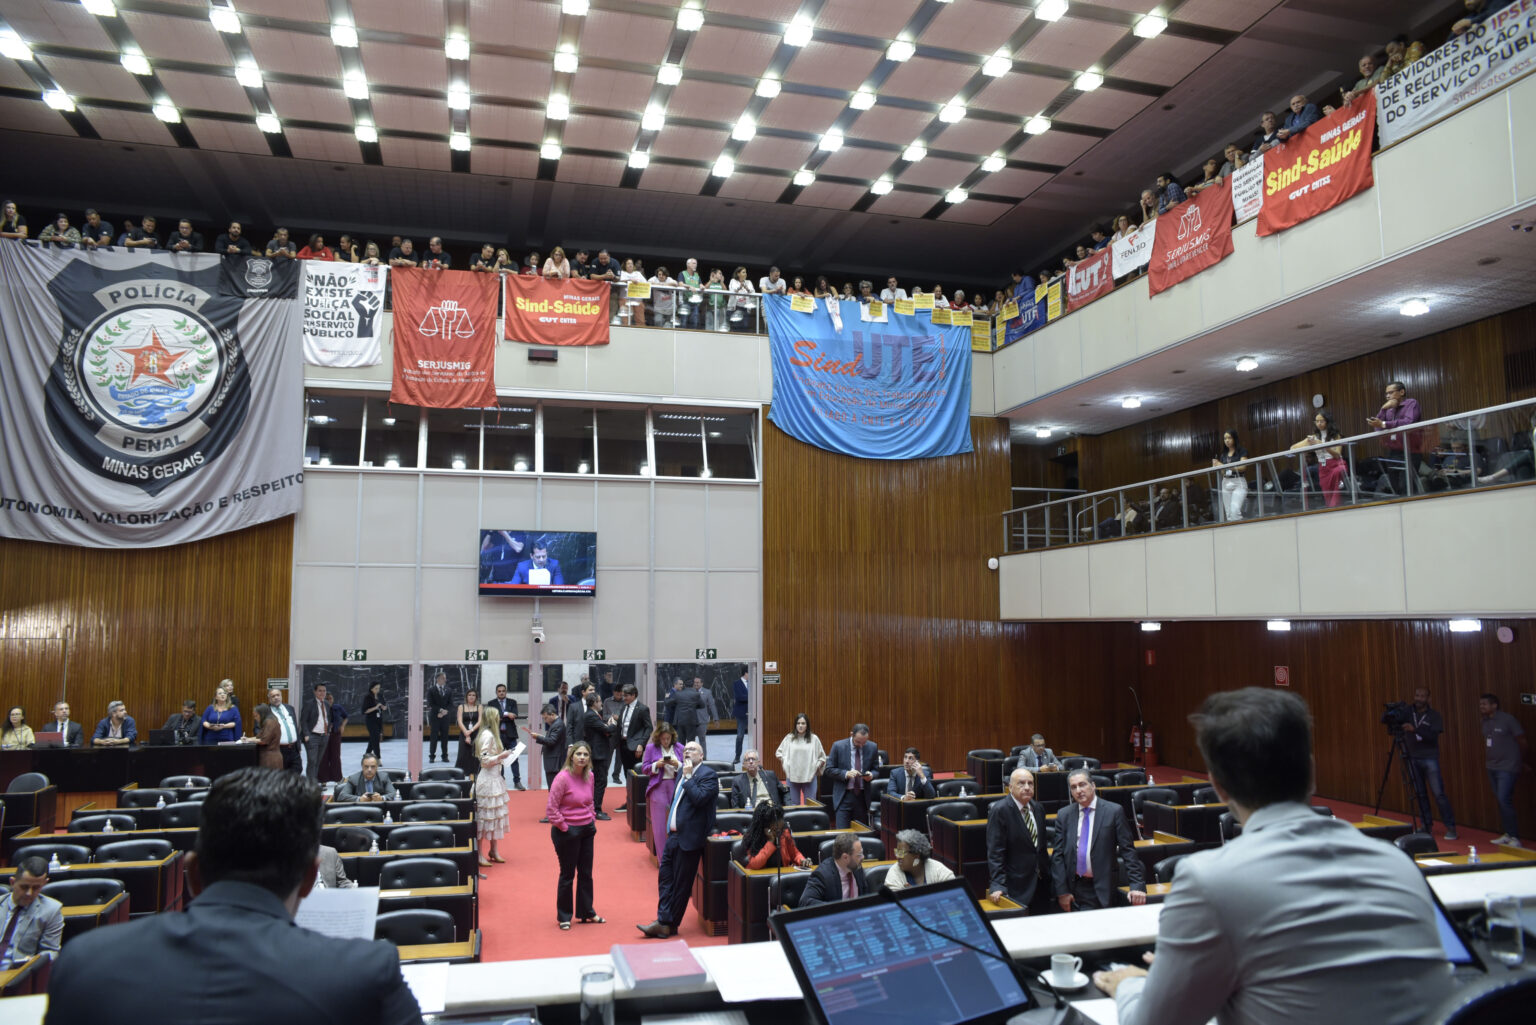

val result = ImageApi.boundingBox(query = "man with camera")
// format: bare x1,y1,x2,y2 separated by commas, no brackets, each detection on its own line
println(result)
1398,688,1456,840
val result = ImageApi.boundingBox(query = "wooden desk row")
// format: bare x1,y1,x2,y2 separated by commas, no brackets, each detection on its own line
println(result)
9,817,476,863
0,746,257,794
0,855,183,916
694,823,874,936
88,795,476,829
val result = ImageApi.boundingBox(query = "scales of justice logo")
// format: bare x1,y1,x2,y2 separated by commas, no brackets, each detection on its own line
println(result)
45,268,249,496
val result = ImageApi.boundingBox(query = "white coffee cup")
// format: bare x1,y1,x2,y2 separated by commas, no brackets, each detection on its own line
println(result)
1050,953,1082,986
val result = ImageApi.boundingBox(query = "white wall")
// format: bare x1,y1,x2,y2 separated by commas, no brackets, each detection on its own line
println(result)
999,486,1536,621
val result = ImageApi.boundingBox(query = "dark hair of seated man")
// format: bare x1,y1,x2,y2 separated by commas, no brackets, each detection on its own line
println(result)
194,766,321,898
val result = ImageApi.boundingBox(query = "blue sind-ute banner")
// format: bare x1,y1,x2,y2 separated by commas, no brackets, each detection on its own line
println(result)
766,295,973,460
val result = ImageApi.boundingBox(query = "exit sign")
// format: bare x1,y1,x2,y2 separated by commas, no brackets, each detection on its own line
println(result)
341,649,367,661
464,649,488,661
696,648,717,660
583,649,607,661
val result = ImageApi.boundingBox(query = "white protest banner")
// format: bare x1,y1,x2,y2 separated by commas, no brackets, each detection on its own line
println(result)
1110,223,1152,278
1231,157,1265,221
1376,0,1536,146
302,261,388,367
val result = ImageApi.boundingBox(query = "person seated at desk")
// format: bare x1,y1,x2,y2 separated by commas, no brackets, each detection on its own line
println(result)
0,857,62,968
91,700,137,748
1,706,35,750
731,749,782,809
1021,733,1061,770
44,767,422,1025
886,829,954,891
41,701,82,748
316,844,356,888
799,833,868,907
1093,688,1453,1025
888,746,936,800
512,540,562,585
333,753,397,802
741,803,810,870
162,701,200,746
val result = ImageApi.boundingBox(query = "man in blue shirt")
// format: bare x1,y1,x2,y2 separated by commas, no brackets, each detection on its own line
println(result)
1277,94,1321,141
92,700,137,748
1154,172,1186,214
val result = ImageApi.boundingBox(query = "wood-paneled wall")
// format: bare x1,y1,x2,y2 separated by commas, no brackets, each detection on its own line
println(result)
0,518,293,737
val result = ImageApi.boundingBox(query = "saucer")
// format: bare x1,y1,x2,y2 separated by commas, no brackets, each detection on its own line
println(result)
1038,970,1089,992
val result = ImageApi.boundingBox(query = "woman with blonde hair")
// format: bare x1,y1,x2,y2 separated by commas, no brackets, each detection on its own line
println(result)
542,246,571,279
475,705,511,866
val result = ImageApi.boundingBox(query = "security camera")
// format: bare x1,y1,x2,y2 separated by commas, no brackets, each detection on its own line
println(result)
532,626,546,644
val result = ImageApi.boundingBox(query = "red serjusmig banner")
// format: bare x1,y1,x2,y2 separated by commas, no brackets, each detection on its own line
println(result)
389,268,498,409
504,275,611,346
1257,93,1376,237
1148,178,1235,298
1065,247,1114,312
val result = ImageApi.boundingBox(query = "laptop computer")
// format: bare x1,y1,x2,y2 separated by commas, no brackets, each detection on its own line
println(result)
147,729,177,746
30,732,65,749
774,877,1036,1025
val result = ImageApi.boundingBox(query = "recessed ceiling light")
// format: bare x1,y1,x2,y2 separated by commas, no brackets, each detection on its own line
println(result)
209,4,241,34
1266,619,1292,632
1140,621,1161,632
448,84,471,110
562,0,590,14
819,129,843,151
546,95,568,119
355,122,377,143
1121,396,1141,409
793,168,815,187
1035,427,1051,438
1235,356,1259,372
902,142,926,161
755,77,781,98
657,63,682,85
677,5,703,31
886,39,915,62
330,22,358,47
553,47,578,73
1037,0,1069,21
981,155,1006,173
1135,14,1167,38
120,52,151,75
1448,619,1482,632
1477,256,1501,266
44,90,75,111
451,457,467,471
628,149,649,168
82,0,118,16
234,62,262,89
0,31,34,62
153,102,181,123
1075,70,1103,91
871,177,893,195
445,33,470,60
945,187,967,204
712,155,734,177
850,89,876,110
939,99,966,123
381,417,396,426
1295,323,1314,330
384,457,400,468
784,15,813,47
642,106,665,131
256,113,281,133
343,71,369,100
731,114,755,141
1024,114,1051,134
1400,297,1431,317
982,49,1011,77
450,132,470,151
540,141,562,160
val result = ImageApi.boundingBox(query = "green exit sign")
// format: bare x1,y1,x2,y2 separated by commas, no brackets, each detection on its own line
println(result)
341,649,367,661
464,649,488,661
583,649,607,661
696,647,717,660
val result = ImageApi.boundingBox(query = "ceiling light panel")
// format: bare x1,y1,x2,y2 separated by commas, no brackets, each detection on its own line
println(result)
1036,0,1069,21
209,5,241,34
331,22,358,47
784,16,813,47
886,39,915,62
850,90,876,110
657,63,682,85
553,47,578,73
82,0,118,16
677,6,704,31
445,34,470,61
120,52,151,76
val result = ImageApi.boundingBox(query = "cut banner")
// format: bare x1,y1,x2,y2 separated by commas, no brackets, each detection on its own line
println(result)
389,268,498,409
0,246,303,548
1149,178,1235,297
1257,96,1376,237
765,295,972,460
1066,248,1114,312
504,275,611,346
302,261,387,367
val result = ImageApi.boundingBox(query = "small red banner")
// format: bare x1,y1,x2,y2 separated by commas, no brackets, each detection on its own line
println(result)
389,268,498,409
504,275,611,346
1148,178,1235,298
1257,93,1376,237
1065,247,1114,312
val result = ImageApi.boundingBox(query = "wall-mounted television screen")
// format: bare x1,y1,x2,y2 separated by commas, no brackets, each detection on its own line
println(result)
479,530,596,597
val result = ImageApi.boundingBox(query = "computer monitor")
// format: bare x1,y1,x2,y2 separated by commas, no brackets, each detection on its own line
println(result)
775,878,1035,1025
1424,878,1485,971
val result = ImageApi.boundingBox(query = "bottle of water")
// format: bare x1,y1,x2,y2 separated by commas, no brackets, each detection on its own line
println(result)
1469,845,1479,864
156,794,166,809
49,852,62,873
1147,771,1155,785
383,810,393,824
368,838,380,855
314,873,325,888
102,819,114,832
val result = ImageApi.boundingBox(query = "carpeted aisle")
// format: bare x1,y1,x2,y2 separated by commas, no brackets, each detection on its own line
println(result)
476,788,731,961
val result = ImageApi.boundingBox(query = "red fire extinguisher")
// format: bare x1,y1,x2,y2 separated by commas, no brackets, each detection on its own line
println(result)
1143,727,1158,768
1130,724,1142,755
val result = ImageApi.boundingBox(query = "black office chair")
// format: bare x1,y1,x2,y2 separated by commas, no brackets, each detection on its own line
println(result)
378,768,409,783
379,856,459,889
16,842,90,866
69,813,136,834
325,804,385,825
400,801,457,823
184,790,209,802
1435,974,1536,1025
158,775,211,789
1009,745,1032,757
1132,787,1178,833
42,877,125,906
863,864,891,890
6,772,50,793
408,781,461,801
386,825,455,851
374,909,456,946
95,838,174,863
1192,786,1220,805
1219,812,1242,843
158,801,203,829
1001,755,1022,779
715,811,753,834
1061,756,1102,772
715,791,736,811
1090,773,1114,789
817,837,884,864
926,801,978,833
966,749,1004,761
417,767,465,782
935,780,974,798
334,826,380,854
702,760,735,776
769,874,810,913
729,838,752,865
118,788,176,809
1153,853,1189,884
784,809,830,832
1310,804,1335,817
1395,832,1438,856
1114,770,1147,787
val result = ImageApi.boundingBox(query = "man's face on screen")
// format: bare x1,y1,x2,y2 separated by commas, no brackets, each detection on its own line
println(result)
531,546,548,567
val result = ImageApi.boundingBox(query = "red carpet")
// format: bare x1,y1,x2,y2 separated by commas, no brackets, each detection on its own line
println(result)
476,788,731,961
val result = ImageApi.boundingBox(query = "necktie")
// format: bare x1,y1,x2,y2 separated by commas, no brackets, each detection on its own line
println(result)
853,745,862,791
843,870,855,900
1077,805,1092,877
0,907,20,965
667,774,688,832
1023,804,1039,846
750,776,760,803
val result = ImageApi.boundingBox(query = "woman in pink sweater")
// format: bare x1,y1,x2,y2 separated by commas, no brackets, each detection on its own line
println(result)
546,740,602,929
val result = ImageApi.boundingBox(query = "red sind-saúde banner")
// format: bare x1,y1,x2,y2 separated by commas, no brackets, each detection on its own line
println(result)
1148,178,1235,298
1066,247,1114,312
1257,93,1376,237
389,268,498,408
504,275,611,346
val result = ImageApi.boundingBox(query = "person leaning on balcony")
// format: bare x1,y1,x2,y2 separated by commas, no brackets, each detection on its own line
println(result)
1452,0,1515,36
619,258,647,326
1380,36,1423,78
1212,429,1249,522
1250,111,1283,155
1290,411,1347,507
648,265,678,326
1342,54,1386,105
542,246,570,279
1277,94,1321,141
1186,158,1224,195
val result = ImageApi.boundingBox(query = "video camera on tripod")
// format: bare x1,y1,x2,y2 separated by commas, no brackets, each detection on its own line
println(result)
1381,701,1413,731
1375,701,1429,831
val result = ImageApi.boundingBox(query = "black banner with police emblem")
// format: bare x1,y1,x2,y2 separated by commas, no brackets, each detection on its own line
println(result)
218,252,299,299
0,246,303,548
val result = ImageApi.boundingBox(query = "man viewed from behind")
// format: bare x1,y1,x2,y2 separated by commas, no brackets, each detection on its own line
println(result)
44,767,421,1025
1093,688,1452,1025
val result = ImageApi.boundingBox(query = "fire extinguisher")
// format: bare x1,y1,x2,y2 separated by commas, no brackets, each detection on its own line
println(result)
1143,727,1158,768
1130,724,1142,751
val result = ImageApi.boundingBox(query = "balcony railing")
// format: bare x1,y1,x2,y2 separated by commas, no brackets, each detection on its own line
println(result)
1003,397,1536,552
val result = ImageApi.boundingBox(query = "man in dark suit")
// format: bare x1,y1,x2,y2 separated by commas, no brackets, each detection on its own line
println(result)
639,741,718,938
730,750,782,808
987,767,1052,914
799,833,869,906
731,665,750,765
551,680,572,722
662,678,684,731
566,682,589,747
888,747,936,801
511,540,562,585
1051,768,1146,911
45,701,84,748
581,692,615,820
44,767,421,1025
333,753,398,802
298,684,331,782
489,684,524,791
824,724,881,828
671,677,705,749
426,671,453,763
265,687,301,773
530,706,566,819
615,684,653,812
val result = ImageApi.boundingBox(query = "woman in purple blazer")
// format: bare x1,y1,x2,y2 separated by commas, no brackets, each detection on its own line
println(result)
640,723,687,857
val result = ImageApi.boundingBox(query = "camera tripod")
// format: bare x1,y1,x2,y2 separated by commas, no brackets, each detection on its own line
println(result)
1373,729,1429,832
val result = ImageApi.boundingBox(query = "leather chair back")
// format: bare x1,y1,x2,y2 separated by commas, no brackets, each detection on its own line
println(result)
966,749,1004,760
1154,853,1189,884
95,838,174,863
817,837,884,864
378,768,409,783
325,804,385,824
42,877,125,906
1061,757,1101,771
1131,787,1178,837
714,811,753,834
1310,804,1335,817
69,813,136,834
715,791,735,810
158,775,211,789
386,825,454,851
1218,811,1242,843
863,864,891,890
1114,770,1147,786
334,826,379,853
936,780,974,798
6,772,49,793
14,842,90,867
158,802,203,829
1192,786,1220,804
783,809,830,833
379,856,459,889
1089,773,1113,789
1394,832,1438,856
374,908,456,946
702,761,735,776
408,781,461,801
184,790,209,802
926,801,978,833
769,873,810,911
417,767,465,782
119,788,176,809
400,801,457,823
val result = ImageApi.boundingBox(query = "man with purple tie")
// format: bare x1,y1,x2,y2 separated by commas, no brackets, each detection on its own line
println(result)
1051,768,1145,910
823,724,881,829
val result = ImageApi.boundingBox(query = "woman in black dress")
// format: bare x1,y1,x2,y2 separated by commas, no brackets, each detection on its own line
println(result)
362,681,385,760
456,688,483,776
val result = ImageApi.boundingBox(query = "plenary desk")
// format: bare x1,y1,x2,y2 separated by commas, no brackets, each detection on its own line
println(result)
58,892,130,941
0,956,47,997
9,824,199,860
0,854,183,915
0,786,58,840
0,745,256,794
1415,847,1536,874
880,789,1006,857
396,928,481,965
339,843,478,887
703,823,875,938
320,817,477,848
1352,814,1415,842
380,882,478,938
1142,801,1228,844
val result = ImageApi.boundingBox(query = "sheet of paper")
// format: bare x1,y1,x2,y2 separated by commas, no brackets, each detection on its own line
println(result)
1073,998,1120,1025
642,1014,749,1025
400,961,449,1014
693,943,801,1003
507,740,527,762
1418,858,1451,866
294,884,379,940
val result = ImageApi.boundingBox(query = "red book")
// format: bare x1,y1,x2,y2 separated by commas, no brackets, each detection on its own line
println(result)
609,939,706,991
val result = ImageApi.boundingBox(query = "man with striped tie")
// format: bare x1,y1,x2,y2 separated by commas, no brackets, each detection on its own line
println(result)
986,767,1053,914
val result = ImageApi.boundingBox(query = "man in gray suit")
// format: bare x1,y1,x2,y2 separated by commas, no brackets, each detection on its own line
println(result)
671,677,706,749
1020,733,1061,771
1094,688,1453,1025
0,856,63,967
333,754,398,802
316,845,356,888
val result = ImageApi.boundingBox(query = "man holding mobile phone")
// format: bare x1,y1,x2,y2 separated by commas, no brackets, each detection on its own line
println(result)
824,724,880,828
